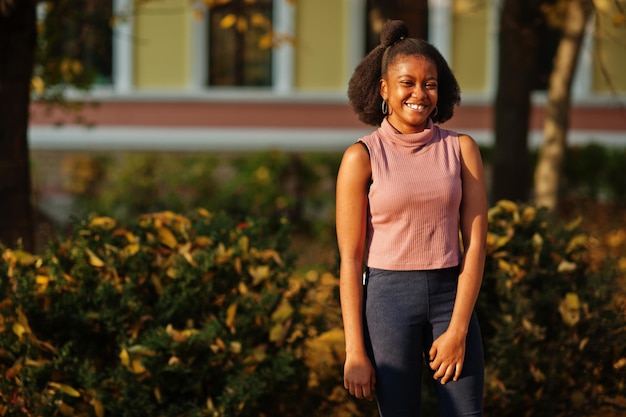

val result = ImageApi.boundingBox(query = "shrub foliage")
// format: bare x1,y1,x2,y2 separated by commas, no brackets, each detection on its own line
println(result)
0,210,354,417
479,200,626,417
1,201,625,417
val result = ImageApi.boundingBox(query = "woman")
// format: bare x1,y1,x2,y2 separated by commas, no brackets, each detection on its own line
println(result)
336,20,488,417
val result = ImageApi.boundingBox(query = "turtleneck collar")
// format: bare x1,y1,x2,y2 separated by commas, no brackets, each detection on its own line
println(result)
380,118,436,149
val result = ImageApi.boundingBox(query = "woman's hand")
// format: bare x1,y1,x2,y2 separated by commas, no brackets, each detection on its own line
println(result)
344,353,376,400
429,329,466,385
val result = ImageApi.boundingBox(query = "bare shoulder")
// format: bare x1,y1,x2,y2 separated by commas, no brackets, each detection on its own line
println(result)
457,133,482,160
338,142,372,188
342,142,370,163
340,142,371,172
458,133,479,150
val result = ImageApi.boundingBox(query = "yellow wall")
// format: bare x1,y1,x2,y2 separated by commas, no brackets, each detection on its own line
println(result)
134,0,191,89
451,0,489,93
592,0,626,93
295,0,346,90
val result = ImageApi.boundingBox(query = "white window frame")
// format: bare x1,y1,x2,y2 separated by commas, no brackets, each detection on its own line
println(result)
113,0,134,93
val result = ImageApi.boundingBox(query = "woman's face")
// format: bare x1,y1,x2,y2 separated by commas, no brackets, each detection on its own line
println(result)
380,54,438,134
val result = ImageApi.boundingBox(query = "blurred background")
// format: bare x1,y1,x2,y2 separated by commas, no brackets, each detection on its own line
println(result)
1,1,625,416
1,0,623,254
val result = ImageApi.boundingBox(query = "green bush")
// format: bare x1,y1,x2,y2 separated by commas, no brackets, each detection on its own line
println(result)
2,201,625,417
478,200,626,417
61,151,341,243
0,210,357,417
564,144,626,202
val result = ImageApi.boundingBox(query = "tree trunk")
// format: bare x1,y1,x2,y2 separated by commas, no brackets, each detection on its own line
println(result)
534,0,593,211
0,1,36,251
492,0,543,203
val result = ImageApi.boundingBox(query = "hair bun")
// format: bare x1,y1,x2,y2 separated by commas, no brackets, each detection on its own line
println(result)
380,20,409,47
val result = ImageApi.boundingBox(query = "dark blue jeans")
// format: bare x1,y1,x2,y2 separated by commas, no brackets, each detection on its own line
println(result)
364,267,484,417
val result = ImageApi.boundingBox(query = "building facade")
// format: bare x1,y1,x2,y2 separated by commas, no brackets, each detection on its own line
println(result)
29,0,626,152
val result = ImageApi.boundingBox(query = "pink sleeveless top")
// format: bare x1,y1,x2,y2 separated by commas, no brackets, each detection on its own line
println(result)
359,118,462,270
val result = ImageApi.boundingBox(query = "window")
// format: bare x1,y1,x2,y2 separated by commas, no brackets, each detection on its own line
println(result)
38,0,113,87
207,0,273,87
365,0,429,52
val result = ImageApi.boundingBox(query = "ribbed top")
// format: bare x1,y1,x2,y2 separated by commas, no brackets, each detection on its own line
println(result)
359,118,462,270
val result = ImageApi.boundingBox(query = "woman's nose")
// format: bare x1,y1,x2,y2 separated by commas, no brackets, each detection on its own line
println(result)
411,85,427,98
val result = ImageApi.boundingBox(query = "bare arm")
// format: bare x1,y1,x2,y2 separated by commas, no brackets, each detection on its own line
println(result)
336,142,375,400
429,133,488,384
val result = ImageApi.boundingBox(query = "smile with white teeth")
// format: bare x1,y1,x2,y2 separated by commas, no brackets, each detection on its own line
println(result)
405,103,428,110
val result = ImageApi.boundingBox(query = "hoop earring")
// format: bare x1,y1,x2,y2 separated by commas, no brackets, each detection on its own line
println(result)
431,106,438,118
381,100,388,115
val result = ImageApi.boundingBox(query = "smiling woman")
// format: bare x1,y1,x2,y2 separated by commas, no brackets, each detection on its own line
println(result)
380,54,439,134
337,19,488,417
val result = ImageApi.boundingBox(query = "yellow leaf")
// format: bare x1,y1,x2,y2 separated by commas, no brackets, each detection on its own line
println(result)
154,386,162,403
25,358,51,367
196,207,211,218
13,323,27,340
220,13,237,29
158,227,178,249
497,259,513,273
36,275,50,285
494,235,511,250
214,337,226,351
17,307,32,334
85,248,105,267
127,345,157,356
230,341,242,354
36,274,50,294
248,265,270,285
251,12,270,28
91,398,105,417
521,206,537,224
565,215,583,231
613,12,625,26
271,298,293,323
269,323,284,342
119,348,130,367
31,76,45,94
497,199,518,213
566,234,588,254
49,382,81,397
216,243,234,264
131,359,146,374
558,292,580,326
56,401,75,416
238,236,249,253
194,236,213,247
179,242,196,266
207,397,217,413
557,260,577,273
166,324,199,343
226,303,238,333
89,216,116,230
122,242,140,257
258,33,273,50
